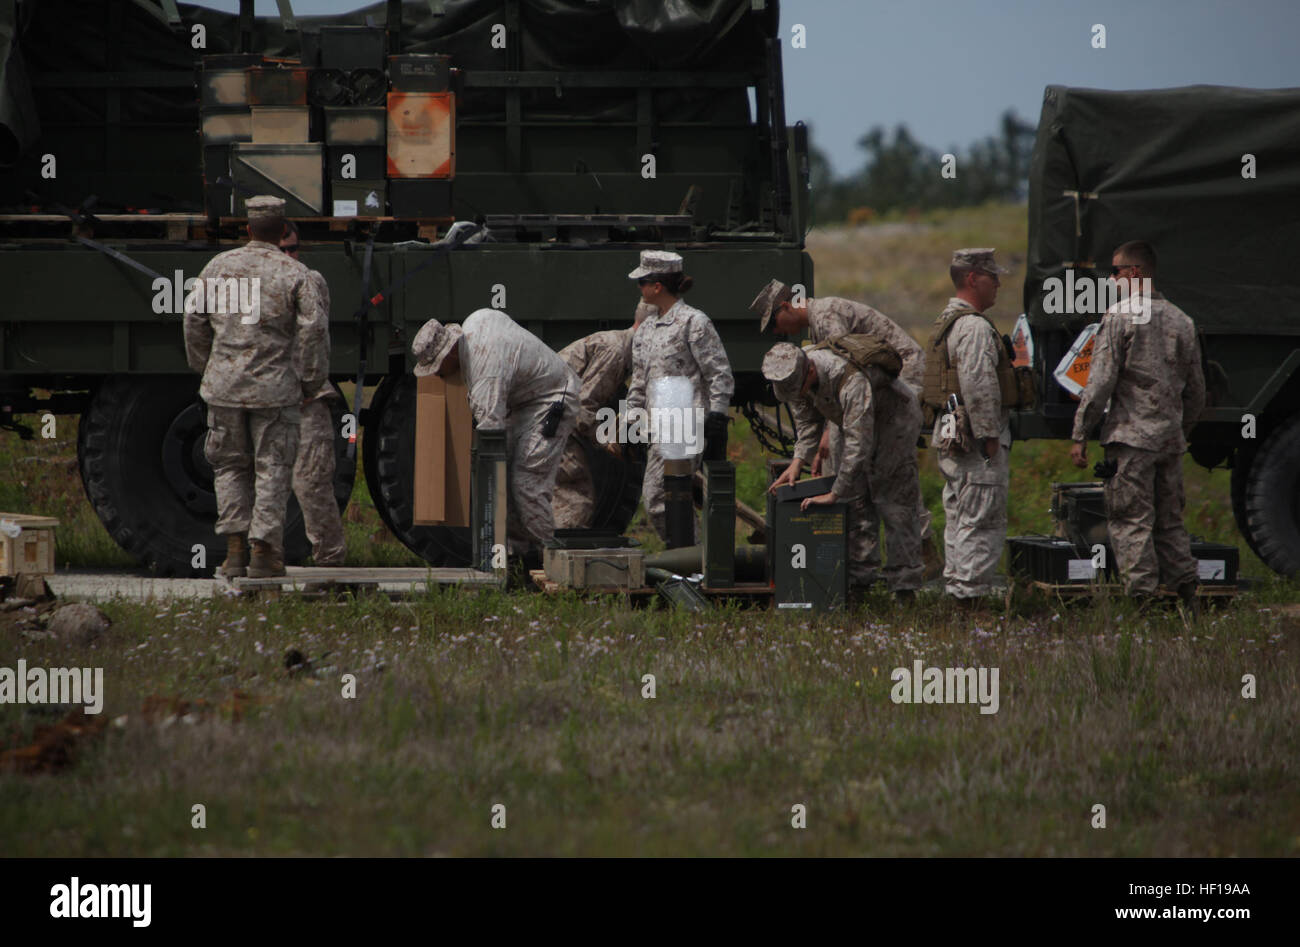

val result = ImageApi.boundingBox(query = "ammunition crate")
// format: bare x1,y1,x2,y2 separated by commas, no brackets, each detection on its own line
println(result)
544,547,645,590
247,68,309,106
349,69,389,107
0,514,58,576
389,179,453,217
232,143,324,216
1050,481,1109,548
1190,541,1239,585
320,26,386,72
201,68,253,109
323,106,387,145
702,460,735,588
251,106,311,144
1008,536,1239,587
200,108,252,145
769,487,847,611
387,92,455,178
389,54,452,92
773,475,836,503
1008,536,1114,584
330,179,386,217
327,146,386,180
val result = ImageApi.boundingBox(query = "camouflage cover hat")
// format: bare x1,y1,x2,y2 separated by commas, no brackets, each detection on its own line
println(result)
761,342,808,403
411,318,464,378
951,247,1008,275
750,279,794,334
246,195,286,220
628,250,684,280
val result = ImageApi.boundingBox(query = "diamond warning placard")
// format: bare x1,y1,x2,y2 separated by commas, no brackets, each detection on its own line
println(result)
1052,323,1100,399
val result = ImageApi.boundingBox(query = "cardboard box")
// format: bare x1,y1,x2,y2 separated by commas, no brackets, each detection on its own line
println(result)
251,107,311,143
0,513,58,576
330,179,386,217
414,371,472,526
387,92,455,178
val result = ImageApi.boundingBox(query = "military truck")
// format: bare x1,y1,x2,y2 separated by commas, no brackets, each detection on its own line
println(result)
1020,84,1300,575
0,0,813,575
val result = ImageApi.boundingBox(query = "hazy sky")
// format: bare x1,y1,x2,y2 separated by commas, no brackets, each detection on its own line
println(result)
195,0,1299,174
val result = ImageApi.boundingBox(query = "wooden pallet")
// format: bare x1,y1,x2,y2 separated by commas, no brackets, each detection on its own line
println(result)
226,566,501,599
529,570,773,605
1025,579,1237,601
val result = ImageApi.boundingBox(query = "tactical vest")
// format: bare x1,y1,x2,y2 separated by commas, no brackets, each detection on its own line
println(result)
807,333,902,398
921,309,1032,423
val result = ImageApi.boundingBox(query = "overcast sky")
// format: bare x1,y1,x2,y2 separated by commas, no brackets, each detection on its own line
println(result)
196,0,1299,174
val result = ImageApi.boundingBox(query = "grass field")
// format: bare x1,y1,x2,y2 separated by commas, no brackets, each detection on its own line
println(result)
2,204,1297,856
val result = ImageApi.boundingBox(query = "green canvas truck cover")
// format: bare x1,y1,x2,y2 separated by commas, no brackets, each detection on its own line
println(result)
1025,84,1300,335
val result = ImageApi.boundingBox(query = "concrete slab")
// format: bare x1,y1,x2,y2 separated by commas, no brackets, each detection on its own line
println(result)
48,570,219,603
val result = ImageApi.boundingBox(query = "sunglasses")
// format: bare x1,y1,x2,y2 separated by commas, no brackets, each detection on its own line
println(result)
1110,263,1136,275
637,277,659,286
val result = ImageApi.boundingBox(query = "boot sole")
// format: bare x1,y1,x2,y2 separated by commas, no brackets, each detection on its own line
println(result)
246,568,286,578
219,566,248,578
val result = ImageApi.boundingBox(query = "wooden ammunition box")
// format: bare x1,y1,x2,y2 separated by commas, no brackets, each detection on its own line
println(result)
247,67,309,106
251,107,311,143
387,92,455,178
232,143,324,216
0,514,58,576
544,547,645,590
323,106,387,145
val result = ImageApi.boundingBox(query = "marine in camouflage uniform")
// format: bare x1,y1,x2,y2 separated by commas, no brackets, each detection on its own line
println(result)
552,308,644,529
183,196,328,576
927,249,1010,602
627,251,734,542
1071,242,1206,599
412,308,579,555
280,229,346,567
750,280,937,572
763,342,923,595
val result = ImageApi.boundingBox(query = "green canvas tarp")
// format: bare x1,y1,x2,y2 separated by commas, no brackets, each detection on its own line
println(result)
1025,84,1300,334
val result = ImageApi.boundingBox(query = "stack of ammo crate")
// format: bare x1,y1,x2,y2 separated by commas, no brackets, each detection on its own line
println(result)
199,25,455,223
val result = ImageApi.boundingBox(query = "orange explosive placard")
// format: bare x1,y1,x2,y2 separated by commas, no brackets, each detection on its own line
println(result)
1052,323,1100,400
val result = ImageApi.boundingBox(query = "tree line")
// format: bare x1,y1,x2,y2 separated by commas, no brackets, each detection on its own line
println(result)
807,110,1036,223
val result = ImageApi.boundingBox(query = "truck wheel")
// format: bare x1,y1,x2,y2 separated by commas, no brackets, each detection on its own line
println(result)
78,376,354,576
1241,414,1300,576
362,374,644,567
1229,444,1263,560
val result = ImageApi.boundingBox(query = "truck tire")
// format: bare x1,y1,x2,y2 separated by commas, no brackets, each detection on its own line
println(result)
1240,414,1300,576
363,373,644,567
1229,444,1263,560
78,376,354,576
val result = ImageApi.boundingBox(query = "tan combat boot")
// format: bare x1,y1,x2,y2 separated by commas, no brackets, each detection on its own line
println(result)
219,534,248,578
247,539,286,578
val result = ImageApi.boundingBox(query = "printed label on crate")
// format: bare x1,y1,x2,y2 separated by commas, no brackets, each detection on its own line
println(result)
1067,559,1096,580
333,200,358,217
1198,559,1227,581
777,602,813,609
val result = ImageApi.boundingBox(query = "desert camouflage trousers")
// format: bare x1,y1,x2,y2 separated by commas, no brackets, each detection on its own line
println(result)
643,445,701,543
505,395,579,554
292,399,346,565
205,403,300,548
552,435,595,530
938,442,1008,599
1104,444,1198,595
826,421,933,543
826,422,924,591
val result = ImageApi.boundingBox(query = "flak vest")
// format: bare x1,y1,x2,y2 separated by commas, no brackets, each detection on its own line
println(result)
921,308,1033,425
